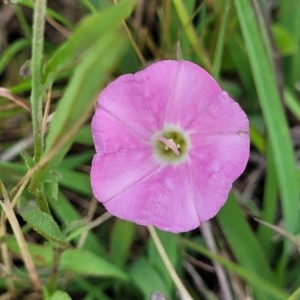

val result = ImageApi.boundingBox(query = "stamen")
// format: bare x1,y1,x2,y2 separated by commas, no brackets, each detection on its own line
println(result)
158,136,180,155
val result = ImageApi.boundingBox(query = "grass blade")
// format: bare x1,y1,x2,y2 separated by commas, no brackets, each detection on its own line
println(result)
233,0,299,235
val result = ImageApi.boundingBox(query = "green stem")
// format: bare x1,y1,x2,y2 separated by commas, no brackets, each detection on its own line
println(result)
29,0,51,214
31,0,46,163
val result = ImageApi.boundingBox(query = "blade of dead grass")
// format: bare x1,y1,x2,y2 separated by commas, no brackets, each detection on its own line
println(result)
0,181,41,292
148,225,192,300
181,237,288,300
217,194,275,299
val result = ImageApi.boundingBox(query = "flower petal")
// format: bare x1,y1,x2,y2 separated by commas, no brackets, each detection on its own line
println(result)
187,91,249,133
188,91,249,182
98,74,154,139
164,61,222,128
98,61,181,138
92,108,148,154
91,149,157,203
189,132,250,182
189,159,233,222
103,163,200,232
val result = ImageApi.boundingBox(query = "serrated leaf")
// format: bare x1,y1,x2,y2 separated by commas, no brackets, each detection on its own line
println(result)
19,200,67,246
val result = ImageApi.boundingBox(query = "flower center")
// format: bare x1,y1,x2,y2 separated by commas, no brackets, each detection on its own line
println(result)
151,125,190,165
157,136,180,155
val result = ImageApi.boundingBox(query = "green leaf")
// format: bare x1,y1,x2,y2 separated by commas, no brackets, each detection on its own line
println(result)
56,168,91,196
59,151,94,169
212,0,230,80
49,291,72,300
44,31,127,168
6,236,54,267
172,0,211,70
0,39,31,75
272,24,297,56
73,278,112,300
110,220,136,269
233,0,299,235
73,125,93,145
226,34,257,103
148,230,179,294
21,151,35,169
284,89,300,121
48,192,105,256
257,141,278,257
279,0,300,87
59,249,129,281
44,181,59,202
43,0,136,80
129,257,170,299
18,200,67,246
21,0,74,30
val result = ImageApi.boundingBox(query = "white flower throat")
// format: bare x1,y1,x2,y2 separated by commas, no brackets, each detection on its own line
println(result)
151,124,190,165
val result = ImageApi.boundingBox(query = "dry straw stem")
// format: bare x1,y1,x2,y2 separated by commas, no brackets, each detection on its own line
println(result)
0,292,12,300
0,211,14,293
200,222,233,300
77,197,98,248
0,181,42,292
254,218,300,248
66,212,112,243
0,87,31,113
148,225,193,300
183,261,214,299
45,14,71,37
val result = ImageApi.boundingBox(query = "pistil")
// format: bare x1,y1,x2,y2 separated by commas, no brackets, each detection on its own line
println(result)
158,136,180,155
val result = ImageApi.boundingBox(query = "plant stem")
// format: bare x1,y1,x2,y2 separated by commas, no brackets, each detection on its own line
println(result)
148,225,193,300
29,0,51,214
31,0,47,163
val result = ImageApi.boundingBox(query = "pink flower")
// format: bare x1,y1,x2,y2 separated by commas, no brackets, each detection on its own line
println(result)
91,60,249,232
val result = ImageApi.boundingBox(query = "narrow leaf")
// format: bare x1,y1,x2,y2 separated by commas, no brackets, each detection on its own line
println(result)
19,200,67,246
59,249,129,280
44,0,136,80
233,0,299,234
